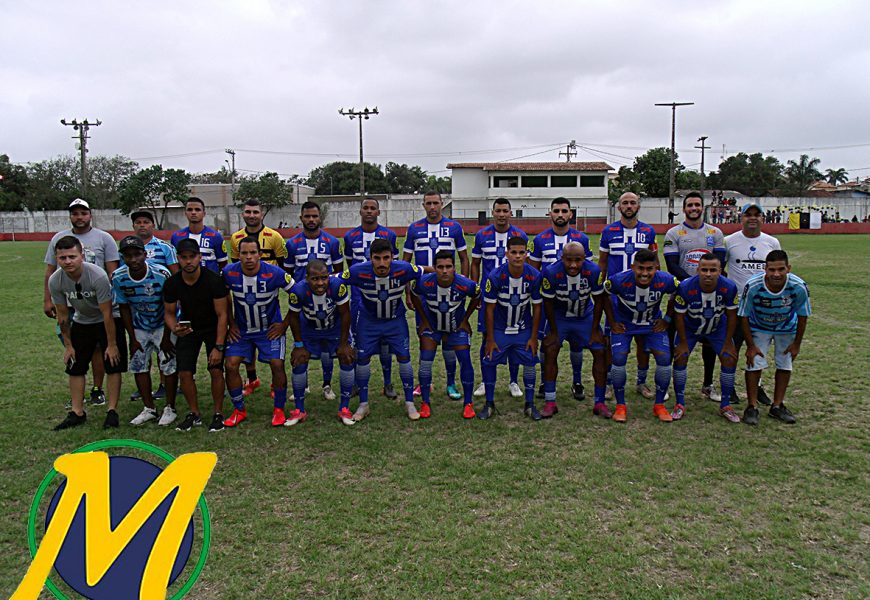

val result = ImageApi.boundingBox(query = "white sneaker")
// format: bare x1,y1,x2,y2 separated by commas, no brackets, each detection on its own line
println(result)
701,386,722,402
473,382,486,397
352,402,370,422
509,382,523,398
130,407,158,426
406,401,420,421
158,406,177,426
322,385,336,401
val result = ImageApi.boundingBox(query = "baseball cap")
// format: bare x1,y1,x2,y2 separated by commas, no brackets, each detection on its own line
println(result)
68,198,90,211
741,202,763,215
118,236,146,253
176,238,201,254
130,210,155,223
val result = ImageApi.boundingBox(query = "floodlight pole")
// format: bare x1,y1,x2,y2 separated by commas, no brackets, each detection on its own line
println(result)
339,107,379,195
60,118,102,196
655,102,693,214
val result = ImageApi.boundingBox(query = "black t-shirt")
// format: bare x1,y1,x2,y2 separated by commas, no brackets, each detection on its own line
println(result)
163,268,228,332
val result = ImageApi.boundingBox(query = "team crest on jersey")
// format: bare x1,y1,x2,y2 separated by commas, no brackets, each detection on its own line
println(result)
542,278,551,290
526,240,534,252
603,279,612,292
289,293,298,304
678,230,687,236
675,295,686,306
485,279,492,293
143,284,155,296
338,284,347,296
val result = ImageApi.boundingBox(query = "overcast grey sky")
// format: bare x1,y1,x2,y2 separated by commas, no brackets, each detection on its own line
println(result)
2,0,869,179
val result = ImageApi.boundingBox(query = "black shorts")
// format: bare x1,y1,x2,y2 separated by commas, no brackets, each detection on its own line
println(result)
175,329,221,374
66,318,128,377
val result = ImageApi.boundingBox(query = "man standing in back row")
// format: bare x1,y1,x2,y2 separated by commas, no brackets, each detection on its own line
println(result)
170,197,227,273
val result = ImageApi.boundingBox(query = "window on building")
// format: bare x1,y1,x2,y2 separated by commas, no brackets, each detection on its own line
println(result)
580,175,606,187
492,176,518,188
521,175,549,188
515,210,523,218
551,175,578,187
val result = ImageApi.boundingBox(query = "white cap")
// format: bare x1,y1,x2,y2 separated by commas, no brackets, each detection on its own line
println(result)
68,198,90,211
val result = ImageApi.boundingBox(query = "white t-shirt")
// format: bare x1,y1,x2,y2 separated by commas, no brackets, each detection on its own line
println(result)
724,231,781,293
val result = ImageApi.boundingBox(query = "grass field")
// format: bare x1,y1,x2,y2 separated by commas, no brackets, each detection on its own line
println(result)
1,235,868,599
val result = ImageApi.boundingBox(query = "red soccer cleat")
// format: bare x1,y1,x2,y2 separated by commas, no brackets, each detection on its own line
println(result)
243,378,261,397
653,404,673,422
271,408,286,426
223,409,247,427
613,404,627,423
283,409,308,427
593,402,612,419
541,401,559,418
462,404,476,419
419,403,431,419
337,407,355,426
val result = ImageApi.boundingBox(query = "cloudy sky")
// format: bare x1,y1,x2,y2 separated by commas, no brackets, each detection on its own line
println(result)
2,0,868,179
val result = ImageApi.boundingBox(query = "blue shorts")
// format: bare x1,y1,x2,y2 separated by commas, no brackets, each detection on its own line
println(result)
610,330,670,364
226,331,286,363
550,316,604,351
422,328,471,347
356,313,410,360
481,330,538,367
301,330,341,359
684,326,729,357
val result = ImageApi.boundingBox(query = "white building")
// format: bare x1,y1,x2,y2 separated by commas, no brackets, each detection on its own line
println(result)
447,161,612,224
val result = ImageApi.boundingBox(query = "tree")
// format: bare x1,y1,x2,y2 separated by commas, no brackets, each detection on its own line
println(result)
117,165,191,229
0,154,29,211
608,166,641,203
424,174,452,194
305,161,389,195
235,172,294,218
190,166,238,185
784,154,823,194
632,147,683,198
824,167,849,186
705,152,783,196
86,155,140,208
385,162,427,194
22,154,139,211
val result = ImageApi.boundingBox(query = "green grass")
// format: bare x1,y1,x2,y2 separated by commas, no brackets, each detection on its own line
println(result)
1,236,868,599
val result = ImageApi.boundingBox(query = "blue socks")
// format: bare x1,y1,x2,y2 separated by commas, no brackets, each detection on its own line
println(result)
570,351,583,385
673,365,688,406
355,360,371,405
321,354,333,387
544,380,556,403
380,343,392,386
399,359,414,403
339,364,354,410
654,364,672,405
419,349,436,406
273,387,287,410
720,365,736,409
229,386,245,411
523,364,536,406
612,364,627,405
443,348,457,387
636,367,648,386
292,364,307,411
482,363,497,403
456,348,475,406
509,361,519,385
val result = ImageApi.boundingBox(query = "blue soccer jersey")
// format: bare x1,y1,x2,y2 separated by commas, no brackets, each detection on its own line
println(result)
528,227,592,266
402,217,467,267
170,226,227,272
540,259,603,320
111,263,172,331
222,261,294,334
605,269,678,334
674,275,739,336
342,260,422,320
738,273,811,334
284,230,343,282
287,276,349,334
343,225,399,266
599,221,657,275
143,237,178,270
411,272,480,332
483,263,542,335
471,224,528,282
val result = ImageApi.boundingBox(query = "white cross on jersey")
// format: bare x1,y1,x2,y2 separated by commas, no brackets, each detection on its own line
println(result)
303,292,337,331
497,276,530,335
426,285,464,332
362,276,405,320
361,231,376,260
486,231,510,269
619,286,661,326
562,274,589,317
417,223,456,266
609,227,648,272
236,274,276,331
690,291,723,336
541,234,568,265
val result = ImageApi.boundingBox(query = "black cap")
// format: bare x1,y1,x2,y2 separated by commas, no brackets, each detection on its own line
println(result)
130,210,155,223
119,236,146,253
176,238,201,254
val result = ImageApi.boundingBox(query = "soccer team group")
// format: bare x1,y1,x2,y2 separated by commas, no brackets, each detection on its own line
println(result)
44,190,810,432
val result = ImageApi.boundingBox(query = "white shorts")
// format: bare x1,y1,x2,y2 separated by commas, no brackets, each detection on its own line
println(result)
746,331,795,372
129,328,177,375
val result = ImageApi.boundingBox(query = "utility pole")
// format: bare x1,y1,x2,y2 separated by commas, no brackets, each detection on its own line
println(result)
559,140,577,162
338,107,379,195
60,118,101,196
225,149,236,230
654,102,693,215
695,136,710,193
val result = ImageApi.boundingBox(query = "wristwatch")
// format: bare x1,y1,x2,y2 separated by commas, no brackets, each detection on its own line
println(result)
214,344,226,352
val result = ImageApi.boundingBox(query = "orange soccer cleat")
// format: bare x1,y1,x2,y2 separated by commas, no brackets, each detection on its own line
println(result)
419,403,431,419
462,403,476,419
223,409,247,427
613,404,627,423
271,408,286,426
653,404,673,422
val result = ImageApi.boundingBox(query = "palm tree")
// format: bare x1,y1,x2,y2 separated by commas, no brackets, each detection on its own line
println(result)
785,154,823,191
824,167,849,186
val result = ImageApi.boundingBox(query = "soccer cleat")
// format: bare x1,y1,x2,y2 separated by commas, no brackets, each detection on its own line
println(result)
382,383,398,400
103,409,120,429
509,382,523,398
271,408,287,426
701,386,722,403
572,383,586,401
524,403,543,421
768,403,796,424
338,407,356,426
670,404,686,421
406,402,421,421
419,403,431,418
446,384,461,401
208,413,225,432
322,385,336,401
613,404,627,423
175,412,202,432
742,406,760,426
605,385,614,400
153,384,167,399
477,402,495,420
89,386,106,406
593,402,612,419
757,386,773,406
130,407,158,425
636,384,654,400
352,402,370,422
130,389,142,402
54,411,87,431
242,377,261,397
473,382,486,397
158,405,177,426
653,404,673,422
536,383,545,399
463,403,476,419
224,409,248,427
284,409,308,427
413,384,422,396
541,401,559,418
719,406,741,423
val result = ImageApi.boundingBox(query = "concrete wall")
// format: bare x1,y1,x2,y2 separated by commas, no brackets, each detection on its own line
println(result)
635,196,870,224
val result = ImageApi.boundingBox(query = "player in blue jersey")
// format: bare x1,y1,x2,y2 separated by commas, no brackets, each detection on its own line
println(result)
738,250,810,426
602,249,678,423
480,236,543,420
286,260,356,426
170,197,228,273
221,237,295,428
599,192,660,399
672,253,741,423
410,250,481,419
343,198,400,400
540,242,609,419
470,198,528,398
344,238,424,421
403,191,469,401
112,236,179,426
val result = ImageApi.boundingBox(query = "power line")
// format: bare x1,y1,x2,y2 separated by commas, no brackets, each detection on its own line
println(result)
60,118,101,196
